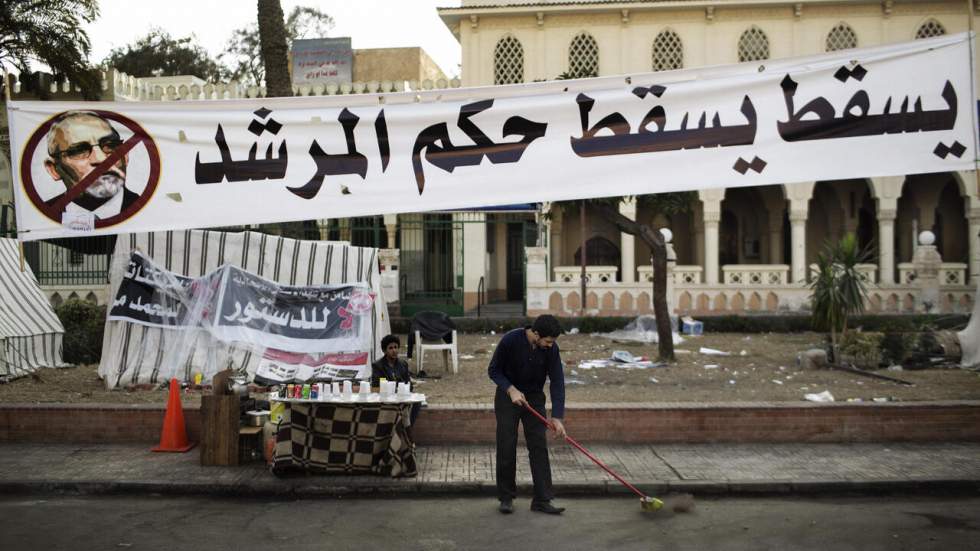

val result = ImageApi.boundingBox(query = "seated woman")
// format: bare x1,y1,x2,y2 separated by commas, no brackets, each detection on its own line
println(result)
371,335,419,426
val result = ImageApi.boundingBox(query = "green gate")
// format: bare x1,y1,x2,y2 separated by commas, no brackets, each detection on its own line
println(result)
398,214,464,316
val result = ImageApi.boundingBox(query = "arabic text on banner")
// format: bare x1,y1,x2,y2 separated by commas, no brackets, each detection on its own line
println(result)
8,33,976,240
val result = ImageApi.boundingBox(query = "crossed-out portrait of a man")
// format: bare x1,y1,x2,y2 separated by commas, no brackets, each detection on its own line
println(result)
43,110,139,219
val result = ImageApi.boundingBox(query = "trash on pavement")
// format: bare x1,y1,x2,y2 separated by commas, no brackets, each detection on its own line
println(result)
699,347,731,356
804,390,835,402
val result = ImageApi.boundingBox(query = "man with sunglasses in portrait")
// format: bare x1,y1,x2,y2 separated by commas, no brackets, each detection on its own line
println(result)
43,111,137,220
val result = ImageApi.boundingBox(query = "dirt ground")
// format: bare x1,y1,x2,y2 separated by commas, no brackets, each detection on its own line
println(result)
2,332,979,406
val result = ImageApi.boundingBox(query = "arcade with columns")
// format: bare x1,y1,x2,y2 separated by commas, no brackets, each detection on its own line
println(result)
528,172,979,316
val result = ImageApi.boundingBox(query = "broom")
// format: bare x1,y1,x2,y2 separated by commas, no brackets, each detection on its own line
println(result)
524,403,694,513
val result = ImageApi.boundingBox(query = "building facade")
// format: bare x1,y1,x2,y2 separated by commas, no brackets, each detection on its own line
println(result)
435,0,980,316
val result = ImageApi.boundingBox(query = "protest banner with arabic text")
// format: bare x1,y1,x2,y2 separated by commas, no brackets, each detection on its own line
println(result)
8,33,976,241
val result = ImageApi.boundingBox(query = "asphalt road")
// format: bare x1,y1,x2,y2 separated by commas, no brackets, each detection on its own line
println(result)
1,495,978,550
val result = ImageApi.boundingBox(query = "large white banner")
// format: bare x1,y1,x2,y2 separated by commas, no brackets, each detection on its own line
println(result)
8,33,977,241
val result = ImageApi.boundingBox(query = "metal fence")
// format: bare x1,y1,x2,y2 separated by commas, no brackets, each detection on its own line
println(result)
399,214,465,316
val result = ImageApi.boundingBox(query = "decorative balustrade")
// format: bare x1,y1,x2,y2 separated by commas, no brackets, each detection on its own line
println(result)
637,265,703,284
940,263,969,285
6,70,463,103
552,266,618,284
722,264,789,285
808,263,878,284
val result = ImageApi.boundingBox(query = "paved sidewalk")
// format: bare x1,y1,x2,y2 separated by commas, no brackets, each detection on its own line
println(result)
1,442,979,497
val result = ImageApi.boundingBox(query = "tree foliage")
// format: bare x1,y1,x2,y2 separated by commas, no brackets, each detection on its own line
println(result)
102,28,225,80
0,0,101,97
224,5,334,86
809,233,873,363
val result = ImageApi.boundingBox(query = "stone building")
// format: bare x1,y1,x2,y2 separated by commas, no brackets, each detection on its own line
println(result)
432,0,979,316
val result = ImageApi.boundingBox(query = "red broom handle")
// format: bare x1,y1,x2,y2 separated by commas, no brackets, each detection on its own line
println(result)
523,403,648,500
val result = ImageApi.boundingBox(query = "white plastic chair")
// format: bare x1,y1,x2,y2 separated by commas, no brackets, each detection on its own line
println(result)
415,329,459,375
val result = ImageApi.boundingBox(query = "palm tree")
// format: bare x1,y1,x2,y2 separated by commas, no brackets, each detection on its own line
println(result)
809,233,872,363
0,0,101,97
256,0,292,97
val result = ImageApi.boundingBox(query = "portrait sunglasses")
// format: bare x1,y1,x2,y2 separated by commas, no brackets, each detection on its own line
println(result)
56,135,124,161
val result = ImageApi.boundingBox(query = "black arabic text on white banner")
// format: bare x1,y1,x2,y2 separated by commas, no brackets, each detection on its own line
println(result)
8,33,976,241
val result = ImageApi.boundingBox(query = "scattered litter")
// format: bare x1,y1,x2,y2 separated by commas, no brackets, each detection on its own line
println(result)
703,364,719,369
649,377,659,384
699,347,731,356
887,365,903,372
778,366,786,371
742,336,752,341
490,330,496,335
459,354,475,360
674,349,692,355
872,397,890,403
846,398,863,403
571,370,579,376
599,315,684,344
568,327,580,335
566,379,587,385
681,316,703,336
771,379,783,385
578,350,664,370
612,350,640,363
739,350,748,356
728,380,736,385
804,390,835,402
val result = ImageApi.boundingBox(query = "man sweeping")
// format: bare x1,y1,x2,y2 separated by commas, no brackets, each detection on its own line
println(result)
488,314,566,515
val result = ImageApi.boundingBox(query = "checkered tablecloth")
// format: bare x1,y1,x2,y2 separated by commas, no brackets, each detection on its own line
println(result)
271,402,417,477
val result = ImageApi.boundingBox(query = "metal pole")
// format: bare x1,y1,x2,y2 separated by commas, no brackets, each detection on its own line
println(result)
580,200,587,316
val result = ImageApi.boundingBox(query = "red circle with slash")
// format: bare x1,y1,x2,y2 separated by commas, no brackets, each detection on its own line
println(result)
19,110,161,228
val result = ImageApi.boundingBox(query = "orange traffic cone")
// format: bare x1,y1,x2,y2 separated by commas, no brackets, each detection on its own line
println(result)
152,378,195,452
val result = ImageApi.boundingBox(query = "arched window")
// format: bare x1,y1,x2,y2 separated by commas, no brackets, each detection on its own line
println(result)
652,30,683,71
738,26,770,62
493,36,524,85
568,32,599,77
915,19,946,39
825,23,858,52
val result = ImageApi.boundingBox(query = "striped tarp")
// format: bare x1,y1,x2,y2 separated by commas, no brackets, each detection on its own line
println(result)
98,230,390,389
0,238,66,380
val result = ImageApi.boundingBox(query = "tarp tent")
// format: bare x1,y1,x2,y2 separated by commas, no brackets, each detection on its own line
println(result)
98,230,390,388
0,238,67,380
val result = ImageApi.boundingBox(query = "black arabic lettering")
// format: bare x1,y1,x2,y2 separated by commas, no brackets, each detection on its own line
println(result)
411,99,548,194
194,108,288,184
777,74,957,141
570,87,758,157
290,108,367,200
375,109,391,172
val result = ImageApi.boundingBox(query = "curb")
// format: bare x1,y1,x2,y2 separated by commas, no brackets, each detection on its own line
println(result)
2,479,978,499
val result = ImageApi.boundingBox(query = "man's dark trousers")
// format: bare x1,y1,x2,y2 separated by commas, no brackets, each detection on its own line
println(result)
494,387,554,504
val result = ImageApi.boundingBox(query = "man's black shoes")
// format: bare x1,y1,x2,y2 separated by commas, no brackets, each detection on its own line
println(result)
530,501,565,515
498,500,514,514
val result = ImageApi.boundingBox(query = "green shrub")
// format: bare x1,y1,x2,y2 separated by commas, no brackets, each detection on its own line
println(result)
55,299,106,365
839,331,883,369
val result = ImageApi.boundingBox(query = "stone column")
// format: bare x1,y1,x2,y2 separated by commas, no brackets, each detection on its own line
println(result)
619,198,636,283
969,213,980,285
339,219,351,242
383,213,398,248
318,218,331,241
877,201,897,285
789,201,808,284
768,210,783,264
378,248,400,304
550,208,563,279
913,231,943,313
664,230,677,314
703,212,720,285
